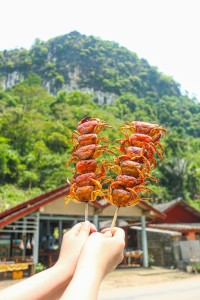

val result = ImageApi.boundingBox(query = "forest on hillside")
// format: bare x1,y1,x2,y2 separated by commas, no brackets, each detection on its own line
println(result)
0,31,181,99
0,32,200,210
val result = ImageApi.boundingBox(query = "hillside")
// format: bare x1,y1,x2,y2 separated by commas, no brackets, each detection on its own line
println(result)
0,31,200,210
0,31,181,101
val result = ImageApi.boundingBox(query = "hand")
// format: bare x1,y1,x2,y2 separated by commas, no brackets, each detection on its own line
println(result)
60,227,125,300
76,227,125,279
54,221,97,279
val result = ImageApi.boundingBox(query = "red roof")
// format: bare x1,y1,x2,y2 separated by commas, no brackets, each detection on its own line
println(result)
0,184,165,228
154,198,200,217
153,198,200,223
0,184,70,227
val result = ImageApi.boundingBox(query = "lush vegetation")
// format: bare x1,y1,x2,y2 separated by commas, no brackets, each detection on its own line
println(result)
0,31,181,98
0,32,200,210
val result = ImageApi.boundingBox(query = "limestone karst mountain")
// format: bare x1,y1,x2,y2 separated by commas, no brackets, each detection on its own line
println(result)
0,31,181,105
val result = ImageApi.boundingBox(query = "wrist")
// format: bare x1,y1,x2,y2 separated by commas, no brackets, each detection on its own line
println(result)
62,265,103,300
76,262,105,283
52,262,74,284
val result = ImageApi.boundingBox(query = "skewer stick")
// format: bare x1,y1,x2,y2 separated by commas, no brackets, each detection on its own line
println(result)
85,202,89,222
110,206,120,233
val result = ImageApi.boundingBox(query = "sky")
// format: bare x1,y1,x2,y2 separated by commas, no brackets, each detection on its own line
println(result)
1,0,200,100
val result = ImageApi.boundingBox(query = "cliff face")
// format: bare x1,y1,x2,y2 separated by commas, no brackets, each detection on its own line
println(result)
0,31,181,104
3,74,116,107
1,71,23,89
1,70,116,105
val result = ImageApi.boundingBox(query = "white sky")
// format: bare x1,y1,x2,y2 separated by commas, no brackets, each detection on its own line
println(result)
1,0,200,100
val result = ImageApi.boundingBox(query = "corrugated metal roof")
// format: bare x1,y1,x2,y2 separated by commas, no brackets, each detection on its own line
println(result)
149,223,200,231
131,225,181,236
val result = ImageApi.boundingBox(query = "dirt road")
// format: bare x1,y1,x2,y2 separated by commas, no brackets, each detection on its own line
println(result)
99,267,200,300
0,266,199,297
100,266,199,290
99,277,200,300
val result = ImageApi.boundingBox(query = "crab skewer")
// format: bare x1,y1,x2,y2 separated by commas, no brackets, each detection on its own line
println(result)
107,121,166,229
65,116,113,221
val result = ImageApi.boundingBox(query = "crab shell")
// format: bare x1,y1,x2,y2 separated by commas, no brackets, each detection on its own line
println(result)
108,188,139,207
77,116,113,135
76,159,97,174
77,134,98,146
120,160,142,177
73,173,96,187
129,133,153,146
75,185,96,202
115,175,144,188
74,144,109,160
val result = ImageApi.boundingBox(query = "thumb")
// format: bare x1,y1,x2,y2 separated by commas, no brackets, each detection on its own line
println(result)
79,221,91,238
104,230,112,237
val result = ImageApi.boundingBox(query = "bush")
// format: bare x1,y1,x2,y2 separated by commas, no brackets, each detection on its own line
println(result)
35,262,46,273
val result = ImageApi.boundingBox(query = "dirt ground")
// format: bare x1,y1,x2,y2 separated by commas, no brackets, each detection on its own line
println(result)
100,266,200,290
0,266,199,291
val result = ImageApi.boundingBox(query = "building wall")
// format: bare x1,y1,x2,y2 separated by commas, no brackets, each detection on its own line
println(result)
40,197,145,218
98,205,143,217
41,197,94,215
137,231,175,267
163,206,200,223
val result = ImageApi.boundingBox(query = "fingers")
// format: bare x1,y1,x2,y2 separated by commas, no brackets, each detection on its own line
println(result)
67,223,123,241
69,222,97,236
101,227,123,235
90,223,98,233
101,227,113,234
103,231,112,237
69,222,83,237
112,227,125,240
80,221,98,235
78,221,91,237
101,227,125,240
73,221,97,239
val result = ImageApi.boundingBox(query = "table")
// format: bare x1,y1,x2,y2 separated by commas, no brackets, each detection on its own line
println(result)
0,262,35,279
123,253,143,267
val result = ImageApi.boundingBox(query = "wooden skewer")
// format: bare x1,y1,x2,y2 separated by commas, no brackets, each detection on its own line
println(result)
85,202,89,222
110,206,120,233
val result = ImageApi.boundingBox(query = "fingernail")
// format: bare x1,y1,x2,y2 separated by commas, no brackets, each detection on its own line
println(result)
83,220,90,229
104,231,112,237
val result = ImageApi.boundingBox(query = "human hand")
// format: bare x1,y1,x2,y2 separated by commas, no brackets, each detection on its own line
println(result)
54,221,97,279
76,227,125,279
60,227,125,300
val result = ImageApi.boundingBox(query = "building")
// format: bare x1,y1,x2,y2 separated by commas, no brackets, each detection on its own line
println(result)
145,198,200,267
150,198,200,240
0,184,164,278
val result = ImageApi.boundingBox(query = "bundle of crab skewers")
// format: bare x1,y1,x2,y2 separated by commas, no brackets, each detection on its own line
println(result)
64,117,166,229
65,116,114,220
105,121,166,230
